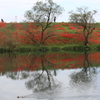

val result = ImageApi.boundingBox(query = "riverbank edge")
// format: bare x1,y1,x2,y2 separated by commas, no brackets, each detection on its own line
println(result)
0,45,100,53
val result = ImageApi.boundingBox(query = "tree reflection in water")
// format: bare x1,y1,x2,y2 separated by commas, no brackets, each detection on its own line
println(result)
25,54,60,92
18,53,60,98
69,51,97,90
25,71,59,92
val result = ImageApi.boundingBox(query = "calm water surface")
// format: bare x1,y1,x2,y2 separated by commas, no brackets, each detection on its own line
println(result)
0,52,100,100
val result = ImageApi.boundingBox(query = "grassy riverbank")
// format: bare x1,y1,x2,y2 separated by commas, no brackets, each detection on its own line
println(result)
0,22,100,52
1,44,100,53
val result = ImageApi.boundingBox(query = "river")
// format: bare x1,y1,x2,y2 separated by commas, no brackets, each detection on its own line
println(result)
0,51,100,100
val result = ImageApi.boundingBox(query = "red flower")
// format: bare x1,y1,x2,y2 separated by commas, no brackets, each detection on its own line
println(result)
69,26,76,30
0,22,6,27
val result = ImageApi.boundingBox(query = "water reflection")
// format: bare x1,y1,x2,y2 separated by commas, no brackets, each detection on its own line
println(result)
83,51,96,73
25,71,58,92
21,53,60,98
18,52,99,99
70,51,97,90
0,51,100,100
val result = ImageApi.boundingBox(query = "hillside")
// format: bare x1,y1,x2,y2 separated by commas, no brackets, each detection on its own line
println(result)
0,22,100,51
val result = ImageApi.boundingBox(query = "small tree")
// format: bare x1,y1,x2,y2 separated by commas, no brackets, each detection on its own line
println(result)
24,0,64,46
69,7,97,46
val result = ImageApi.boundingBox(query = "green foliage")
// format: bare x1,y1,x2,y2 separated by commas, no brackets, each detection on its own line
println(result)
15,45,37,52
62,45,86,51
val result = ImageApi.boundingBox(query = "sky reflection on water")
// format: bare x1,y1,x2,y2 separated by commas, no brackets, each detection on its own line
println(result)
0,68,100,100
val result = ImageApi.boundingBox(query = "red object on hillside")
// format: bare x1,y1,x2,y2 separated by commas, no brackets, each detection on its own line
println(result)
0,22,6,27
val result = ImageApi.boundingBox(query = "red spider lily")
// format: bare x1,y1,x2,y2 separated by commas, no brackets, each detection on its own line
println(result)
56,27,66,30
14,24,22,30
98,28,100,30
69,26,77,30
0,22,6,27
74,34,84,42
52,24,61,28
60,33,76,38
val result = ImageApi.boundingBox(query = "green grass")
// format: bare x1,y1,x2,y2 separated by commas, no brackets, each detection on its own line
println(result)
0,44,99,53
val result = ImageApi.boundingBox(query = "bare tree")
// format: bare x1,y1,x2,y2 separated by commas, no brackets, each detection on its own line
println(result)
24,0,64,46
69,7,97,46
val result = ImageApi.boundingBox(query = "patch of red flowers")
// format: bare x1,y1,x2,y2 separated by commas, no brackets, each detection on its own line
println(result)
0,22,6,27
